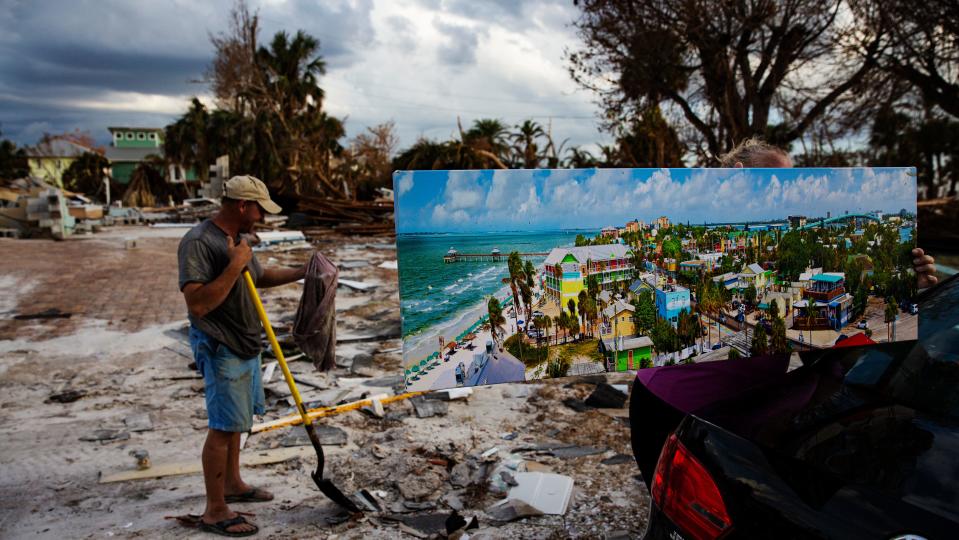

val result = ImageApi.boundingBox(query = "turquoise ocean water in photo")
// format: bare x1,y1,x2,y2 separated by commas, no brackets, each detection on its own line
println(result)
397,230,597,354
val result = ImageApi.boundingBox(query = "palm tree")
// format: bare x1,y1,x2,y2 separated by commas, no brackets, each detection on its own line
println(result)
885,298,899,342
567,299,578,340
462,118,510,168
555,312,568,344
254,30,338,195
519,281,533,327
524,260,536,290
577,290,589,335
506,252,525,320
511,119,546,168
164,97,214,184
487,297,507,347
534,315,551,346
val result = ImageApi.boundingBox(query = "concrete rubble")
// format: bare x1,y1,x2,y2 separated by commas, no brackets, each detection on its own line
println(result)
0,224,649,538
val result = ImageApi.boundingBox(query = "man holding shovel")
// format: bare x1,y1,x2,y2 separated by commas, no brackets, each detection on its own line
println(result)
178,175,305,536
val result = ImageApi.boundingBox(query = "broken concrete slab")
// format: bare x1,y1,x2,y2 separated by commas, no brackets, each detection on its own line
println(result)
562,398,591,412
486,499,543,522
80,429,130,443
397,467,447,500
349,352,374,374
513,441,606,459
600,454,634,466
338,259,369,269
47,389,86,403
584,383,628,409
506,472,574,515
280,425,348,447
123,413,153,432
550,446,605,459
361,374,405,388
410,396,448,418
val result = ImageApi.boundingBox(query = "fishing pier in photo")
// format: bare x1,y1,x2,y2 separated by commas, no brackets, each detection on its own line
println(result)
442,248,549,263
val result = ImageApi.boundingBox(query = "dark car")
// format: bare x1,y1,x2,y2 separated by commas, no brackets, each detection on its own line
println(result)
631,273,959,540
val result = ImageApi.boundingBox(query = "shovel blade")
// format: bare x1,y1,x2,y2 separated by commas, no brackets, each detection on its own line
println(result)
311,470,362,513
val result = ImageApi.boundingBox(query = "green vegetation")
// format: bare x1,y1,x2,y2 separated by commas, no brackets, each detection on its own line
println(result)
504,334,549,368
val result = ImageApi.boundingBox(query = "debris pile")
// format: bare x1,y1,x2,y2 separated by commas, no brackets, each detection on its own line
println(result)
295,195,395,236
0,227,647,538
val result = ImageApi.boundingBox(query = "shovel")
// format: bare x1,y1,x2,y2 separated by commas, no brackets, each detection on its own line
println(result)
242,270,361,514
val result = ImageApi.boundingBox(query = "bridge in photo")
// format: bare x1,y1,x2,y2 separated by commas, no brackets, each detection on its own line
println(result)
799,213,881,230
697,212,882,232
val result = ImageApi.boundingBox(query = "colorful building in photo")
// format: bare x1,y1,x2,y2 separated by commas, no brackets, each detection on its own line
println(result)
600,335,652,371
792,273,853,330
655,283,691,326
738,263,773,292
543,244,634,309
600,299,635,338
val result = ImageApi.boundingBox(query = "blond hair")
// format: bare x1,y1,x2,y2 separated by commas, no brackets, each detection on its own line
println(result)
719,137,791,167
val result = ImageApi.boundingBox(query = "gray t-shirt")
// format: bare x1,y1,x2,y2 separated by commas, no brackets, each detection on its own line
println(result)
178,219,264,358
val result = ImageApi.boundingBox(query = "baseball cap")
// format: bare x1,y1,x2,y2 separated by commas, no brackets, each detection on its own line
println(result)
223,175,282,214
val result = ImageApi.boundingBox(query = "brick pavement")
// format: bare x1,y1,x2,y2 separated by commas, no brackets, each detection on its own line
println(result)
0,235,186,340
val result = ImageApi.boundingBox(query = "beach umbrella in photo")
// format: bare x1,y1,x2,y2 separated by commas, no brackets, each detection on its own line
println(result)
411,365,420,372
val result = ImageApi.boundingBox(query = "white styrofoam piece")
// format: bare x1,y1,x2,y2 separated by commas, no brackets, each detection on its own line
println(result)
443,387,473,400
339,279,377,291
507,472,574,515
256,230,306,243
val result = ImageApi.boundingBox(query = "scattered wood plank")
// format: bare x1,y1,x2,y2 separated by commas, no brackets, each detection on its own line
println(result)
98,446,314,483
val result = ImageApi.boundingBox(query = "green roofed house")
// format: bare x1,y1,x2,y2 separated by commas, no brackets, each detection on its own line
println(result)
599,335,652,371
105,127,198,187
543,244,634,309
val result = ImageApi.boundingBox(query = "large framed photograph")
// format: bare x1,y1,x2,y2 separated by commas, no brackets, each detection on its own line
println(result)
394,168,918,392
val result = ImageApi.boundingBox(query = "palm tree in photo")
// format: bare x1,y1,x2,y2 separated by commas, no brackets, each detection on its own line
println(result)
519,281,533,328
487,297,507,347
885,298,899,342
507,252,525,319
578,290,589,334
534,315,551,347
567,299,578,340
555,312,568,345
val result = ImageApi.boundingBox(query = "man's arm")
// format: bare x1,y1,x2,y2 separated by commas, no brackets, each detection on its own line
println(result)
182,237,252,319
258,263,307,288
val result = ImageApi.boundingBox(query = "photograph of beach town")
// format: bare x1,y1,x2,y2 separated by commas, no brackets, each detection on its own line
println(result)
394,167,918,392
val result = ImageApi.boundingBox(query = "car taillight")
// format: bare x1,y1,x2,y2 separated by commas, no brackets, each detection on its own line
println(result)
651,433,732,540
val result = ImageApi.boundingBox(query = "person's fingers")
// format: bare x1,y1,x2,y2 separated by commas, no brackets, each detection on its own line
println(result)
926,275,939,286
915,264,937,275
913,255,935,266
912,247,924,257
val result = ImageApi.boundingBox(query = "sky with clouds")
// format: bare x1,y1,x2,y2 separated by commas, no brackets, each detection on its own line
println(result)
394,167,917,233
0,0,605,151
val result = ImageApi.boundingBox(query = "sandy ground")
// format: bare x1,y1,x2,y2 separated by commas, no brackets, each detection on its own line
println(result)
0,225,648,539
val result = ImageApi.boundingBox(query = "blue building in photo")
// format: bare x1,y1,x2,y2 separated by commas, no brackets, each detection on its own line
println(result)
655,283,691,326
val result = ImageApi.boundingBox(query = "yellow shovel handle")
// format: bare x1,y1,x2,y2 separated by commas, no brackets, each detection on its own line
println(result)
242,269,313,427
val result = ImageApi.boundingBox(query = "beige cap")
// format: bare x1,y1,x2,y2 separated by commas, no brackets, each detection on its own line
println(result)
223,175,282,214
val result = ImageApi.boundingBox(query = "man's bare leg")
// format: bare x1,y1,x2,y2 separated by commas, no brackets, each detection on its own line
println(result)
202,428,256,534
224,432,272,499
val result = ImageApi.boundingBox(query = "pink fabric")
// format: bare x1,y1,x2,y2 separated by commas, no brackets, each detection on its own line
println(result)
636,353,790,414
293,252,338,371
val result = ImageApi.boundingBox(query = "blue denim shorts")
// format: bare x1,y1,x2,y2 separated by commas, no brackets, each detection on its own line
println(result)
189,326,265,432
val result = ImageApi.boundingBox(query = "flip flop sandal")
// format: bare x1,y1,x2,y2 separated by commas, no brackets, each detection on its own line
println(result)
198,514,259,537
225,488,274,504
